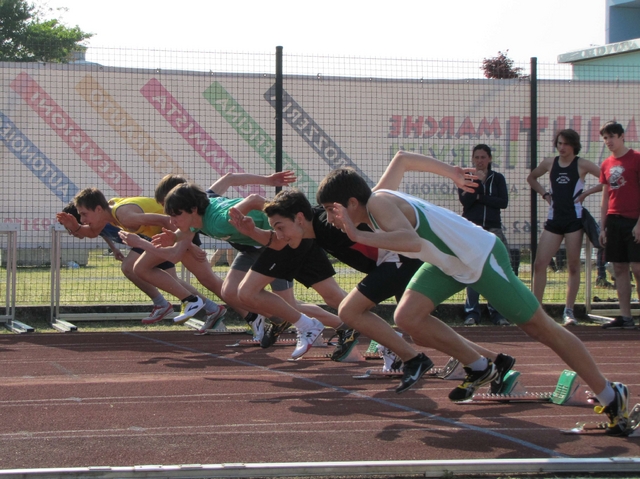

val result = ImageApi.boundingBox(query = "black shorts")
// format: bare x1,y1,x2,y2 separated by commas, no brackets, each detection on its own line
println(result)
605,215,640,263
356,256,422,304
132,234,175,270
251,239,335,288
544,218,583,235
192,232,202,247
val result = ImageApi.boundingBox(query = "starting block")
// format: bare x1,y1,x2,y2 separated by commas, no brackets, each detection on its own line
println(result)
353,357,465,380
353,369,402,379
228,333,329,348
226,337,296,347
586,314,613,325
427,357,465,380
289,336,363,363
563,403,640,436
362,340,382,360
192,319,248,336
471,369,582,404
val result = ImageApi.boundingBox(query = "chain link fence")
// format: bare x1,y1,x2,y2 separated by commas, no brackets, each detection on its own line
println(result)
1,47,638,312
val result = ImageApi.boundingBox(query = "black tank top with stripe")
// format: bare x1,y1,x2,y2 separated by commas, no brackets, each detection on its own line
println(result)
548,156,584,221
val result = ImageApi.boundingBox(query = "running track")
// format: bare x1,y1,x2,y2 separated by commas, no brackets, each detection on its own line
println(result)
0,326,638,470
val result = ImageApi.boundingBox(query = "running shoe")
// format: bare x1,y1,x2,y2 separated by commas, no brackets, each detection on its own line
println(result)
562,308,578,326
395,353,434,393
260,320,292,348
377,343,403,372
595,382,631,436
173,297,205,324
448,361,498,402
490,353,516,394
464,316,478,326
196,305,227,333
494,318,510,326
141,303,174,325
291,318,324,359
330,329,360,361
249,314,266,341
602,316,636,329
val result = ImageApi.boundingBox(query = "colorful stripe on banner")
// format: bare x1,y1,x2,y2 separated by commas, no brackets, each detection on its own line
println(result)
264,84,373,186
10,72,141,196
202,82,318,196
0,111,79,204
140,78,265,197
76,75,188,179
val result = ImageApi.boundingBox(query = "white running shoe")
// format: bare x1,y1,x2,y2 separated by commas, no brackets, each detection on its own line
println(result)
174,297,205,324
141,303,174,324
562,308,578,326
377,343,402,372
197,305,227,333
291,318,323,359
250,314,266,341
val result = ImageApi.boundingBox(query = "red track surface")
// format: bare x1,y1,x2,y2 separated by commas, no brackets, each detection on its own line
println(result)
0,326,638,470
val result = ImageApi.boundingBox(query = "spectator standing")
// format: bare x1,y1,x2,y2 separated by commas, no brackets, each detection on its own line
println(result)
599,121,640,329
527,129,602,326
458,144,510,326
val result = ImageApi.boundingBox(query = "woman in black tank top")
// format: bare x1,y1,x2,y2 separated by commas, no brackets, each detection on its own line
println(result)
526,129,603,325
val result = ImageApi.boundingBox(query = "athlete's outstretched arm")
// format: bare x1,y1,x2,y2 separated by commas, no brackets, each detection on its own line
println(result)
209,171,296,196
228,207,288,250
55,212,102,239
374,150,477,193
119,230,192,263
330,194,422,254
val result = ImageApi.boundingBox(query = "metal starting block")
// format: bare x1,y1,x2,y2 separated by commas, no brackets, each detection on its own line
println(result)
353,357,465,380
353,369,402,379
362,340,382,360
586,314,612,325
226,338,296,347
426,357,465,380
563,403,640,436
189,319,248,335
289,335,363,362
471,369,582,404
288,353,333,362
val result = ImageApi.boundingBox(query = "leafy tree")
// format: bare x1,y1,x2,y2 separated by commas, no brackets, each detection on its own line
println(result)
0,0,92,62
481,50,523,79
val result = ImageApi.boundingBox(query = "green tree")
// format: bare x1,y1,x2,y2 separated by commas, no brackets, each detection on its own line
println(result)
481,50,523,79
0,0,92,62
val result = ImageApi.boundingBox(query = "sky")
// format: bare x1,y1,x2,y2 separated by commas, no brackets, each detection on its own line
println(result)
45,0,606,68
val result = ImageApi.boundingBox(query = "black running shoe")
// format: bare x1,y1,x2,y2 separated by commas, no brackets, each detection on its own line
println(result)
448,361,498,402
602,316,636,330
260,320,292,349
330,329,360,361
395,353,434,394
490,353,516,394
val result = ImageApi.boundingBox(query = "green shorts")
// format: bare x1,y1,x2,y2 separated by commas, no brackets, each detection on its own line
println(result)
407,239,539,325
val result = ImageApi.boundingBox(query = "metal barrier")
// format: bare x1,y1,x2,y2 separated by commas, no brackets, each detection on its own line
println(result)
49,225,204,332
0,223,33,333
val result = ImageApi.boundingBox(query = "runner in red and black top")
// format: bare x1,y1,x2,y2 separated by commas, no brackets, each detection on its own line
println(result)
307,205,424,360
599,121,640,330
231,190,512,380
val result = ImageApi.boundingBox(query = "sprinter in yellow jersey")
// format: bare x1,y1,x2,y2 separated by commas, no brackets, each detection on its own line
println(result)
56,188,223,325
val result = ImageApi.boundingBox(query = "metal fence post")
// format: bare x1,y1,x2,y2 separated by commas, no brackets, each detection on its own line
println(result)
275,46,283,193
529,57,538,282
